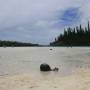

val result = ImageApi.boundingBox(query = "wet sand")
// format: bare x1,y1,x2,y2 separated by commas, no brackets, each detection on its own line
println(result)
0,69,90,90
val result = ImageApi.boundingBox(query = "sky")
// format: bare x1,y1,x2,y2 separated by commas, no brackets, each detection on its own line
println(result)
0,0,90,44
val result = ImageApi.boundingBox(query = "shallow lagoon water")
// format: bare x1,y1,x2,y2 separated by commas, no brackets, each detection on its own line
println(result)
0,47,90,76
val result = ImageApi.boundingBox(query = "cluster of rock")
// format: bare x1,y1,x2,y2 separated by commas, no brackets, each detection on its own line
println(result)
40,63,59,72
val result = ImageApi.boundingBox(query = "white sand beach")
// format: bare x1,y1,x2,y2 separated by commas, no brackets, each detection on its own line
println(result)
0,69,90,90
0,47,90,90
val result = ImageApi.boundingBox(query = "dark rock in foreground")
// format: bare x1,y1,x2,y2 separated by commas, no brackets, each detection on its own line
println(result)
40,63,51,71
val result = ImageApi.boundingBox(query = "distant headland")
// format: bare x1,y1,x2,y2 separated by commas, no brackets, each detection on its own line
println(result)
0,40,39,47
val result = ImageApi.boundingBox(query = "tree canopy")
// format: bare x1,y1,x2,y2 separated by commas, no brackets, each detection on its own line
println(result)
50,22,90,46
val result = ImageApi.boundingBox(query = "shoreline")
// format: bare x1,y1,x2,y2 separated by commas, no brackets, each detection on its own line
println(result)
0,69,90,90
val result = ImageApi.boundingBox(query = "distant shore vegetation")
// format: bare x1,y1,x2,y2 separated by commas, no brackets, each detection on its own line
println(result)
0,40,39,47
50,22,90,46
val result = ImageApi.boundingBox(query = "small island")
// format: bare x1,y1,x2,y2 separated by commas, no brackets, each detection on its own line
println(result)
50,22,90,46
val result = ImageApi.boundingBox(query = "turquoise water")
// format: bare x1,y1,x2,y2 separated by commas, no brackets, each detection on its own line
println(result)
0,47,90,76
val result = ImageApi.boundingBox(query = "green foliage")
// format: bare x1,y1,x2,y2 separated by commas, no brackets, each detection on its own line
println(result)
0,40,39,47
50,22,90,46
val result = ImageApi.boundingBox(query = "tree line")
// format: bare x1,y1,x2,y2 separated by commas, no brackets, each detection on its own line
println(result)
50,22,90,46
0,40,39,47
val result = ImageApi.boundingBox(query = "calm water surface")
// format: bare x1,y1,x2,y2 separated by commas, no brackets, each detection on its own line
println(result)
0,47,90,76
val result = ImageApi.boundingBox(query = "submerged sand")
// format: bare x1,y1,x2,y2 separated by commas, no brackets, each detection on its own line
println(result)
0,69,90,90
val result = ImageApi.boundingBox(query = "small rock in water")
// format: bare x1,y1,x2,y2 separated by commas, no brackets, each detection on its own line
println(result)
52,67,59,71
50,49,52,50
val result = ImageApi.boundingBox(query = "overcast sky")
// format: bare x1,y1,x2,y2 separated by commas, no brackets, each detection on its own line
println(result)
0,0,90,44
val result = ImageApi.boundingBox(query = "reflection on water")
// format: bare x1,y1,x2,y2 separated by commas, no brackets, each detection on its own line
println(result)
0,47,90,76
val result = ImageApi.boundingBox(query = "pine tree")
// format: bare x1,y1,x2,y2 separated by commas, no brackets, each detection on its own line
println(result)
50,21,90,46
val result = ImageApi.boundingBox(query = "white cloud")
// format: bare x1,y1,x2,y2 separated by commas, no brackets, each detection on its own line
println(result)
0,0,89,44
